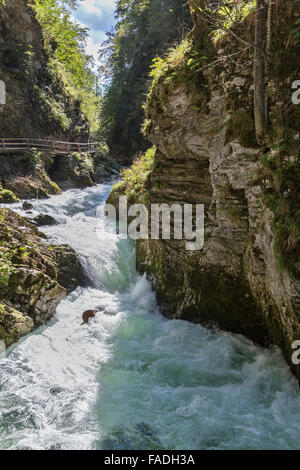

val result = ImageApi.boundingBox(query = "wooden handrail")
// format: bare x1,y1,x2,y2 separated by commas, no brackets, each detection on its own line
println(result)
0,138,99,155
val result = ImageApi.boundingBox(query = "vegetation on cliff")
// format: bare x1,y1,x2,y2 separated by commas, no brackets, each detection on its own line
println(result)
0,0,98,138
109,146,155,205
142,0,300,277
98,0,192,162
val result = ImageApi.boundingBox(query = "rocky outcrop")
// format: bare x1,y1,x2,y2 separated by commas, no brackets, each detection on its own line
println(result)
109,0,300,379
0,147,119,202
51,244,87,294
0,1,116,199
48,151,120,190
136,85,273,344
48,152,96,190
0,209,84,347
0,151,62,200
136,82,300,367
0,304,33,348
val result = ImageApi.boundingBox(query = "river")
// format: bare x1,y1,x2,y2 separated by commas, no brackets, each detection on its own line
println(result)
0,183,300,450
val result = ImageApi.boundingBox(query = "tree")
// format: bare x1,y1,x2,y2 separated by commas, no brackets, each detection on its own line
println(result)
33,0,94,90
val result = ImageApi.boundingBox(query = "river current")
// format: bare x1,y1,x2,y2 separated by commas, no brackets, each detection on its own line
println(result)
0,183,300,450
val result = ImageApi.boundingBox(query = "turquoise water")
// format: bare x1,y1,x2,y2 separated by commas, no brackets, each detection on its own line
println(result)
0,184,300,450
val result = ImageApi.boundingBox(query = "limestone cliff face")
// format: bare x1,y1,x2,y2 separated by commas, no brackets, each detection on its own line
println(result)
0,0,89,139
131,1,300,378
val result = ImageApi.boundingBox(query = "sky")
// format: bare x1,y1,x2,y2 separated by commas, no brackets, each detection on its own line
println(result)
73,0,116,66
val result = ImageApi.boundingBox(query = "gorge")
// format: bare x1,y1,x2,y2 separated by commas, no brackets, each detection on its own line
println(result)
0,0,299,451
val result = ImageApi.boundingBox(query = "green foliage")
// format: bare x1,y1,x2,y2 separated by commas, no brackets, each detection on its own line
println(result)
94,145,120,172
0,185,19,204
291,0,300,45
32,0,99,132
226,109,257,148
114,146,155,203
257,142,300,278
142,35,211,135
98,0,192,162
148,38,193,88
208,0,256,43
0,247,13,286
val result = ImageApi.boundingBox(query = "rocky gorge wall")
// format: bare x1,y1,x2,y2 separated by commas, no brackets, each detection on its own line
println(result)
136,83,300,377
109,0,300,379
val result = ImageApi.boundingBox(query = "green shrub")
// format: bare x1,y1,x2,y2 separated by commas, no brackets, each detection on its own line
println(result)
112,146,156,203
0,186,19,204
0,248,13,286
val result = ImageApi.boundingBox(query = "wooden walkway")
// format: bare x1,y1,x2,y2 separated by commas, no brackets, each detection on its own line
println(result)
0,138,99,155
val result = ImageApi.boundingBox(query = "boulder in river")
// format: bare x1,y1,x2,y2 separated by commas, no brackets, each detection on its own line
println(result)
33,214,57,226
82,310,98,324
22,201,33,211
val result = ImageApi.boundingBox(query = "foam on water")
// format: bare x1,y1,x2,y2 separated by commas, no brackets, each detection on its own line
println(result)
0,184,300,450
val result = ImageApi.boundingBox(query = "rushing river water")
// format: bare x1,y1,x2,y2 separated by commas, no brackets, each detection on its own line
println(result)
0,183,300,450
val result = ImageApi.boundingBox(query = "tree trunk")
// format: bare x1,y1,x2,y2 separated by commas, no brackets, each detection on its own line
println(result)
254,0,267,144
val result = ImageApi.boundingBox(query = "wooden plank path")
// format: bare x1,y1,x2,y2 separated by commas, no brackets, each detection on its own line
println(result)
0,138,99,155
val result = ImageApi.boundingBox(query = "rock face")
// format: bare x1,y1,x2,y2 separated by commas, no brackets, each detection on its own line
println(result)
108,1,300,379
51,244,87,294
0,209,85,346
48,151,120,190
136,85,273,345
0,304,33,348
48,152,96,190
0,153,62,200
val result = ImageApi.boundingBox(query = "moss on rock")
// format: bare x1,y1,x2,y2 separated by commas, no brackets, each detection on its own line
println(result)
0,185,19,204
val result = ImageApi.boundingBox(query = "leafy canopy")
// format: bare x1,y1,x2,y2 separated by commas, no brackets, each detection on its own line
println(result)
32,0,100,132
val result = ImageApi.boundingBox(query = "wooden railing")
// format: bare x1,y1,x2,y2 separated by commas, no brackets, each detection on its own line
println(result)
0,138,99,155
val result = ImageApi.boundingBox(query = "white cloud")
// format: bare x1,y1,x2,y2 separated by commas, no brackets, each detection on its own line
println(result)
73,0,115,65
